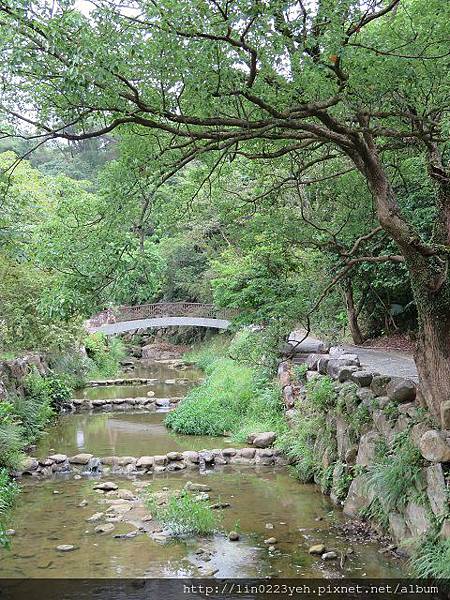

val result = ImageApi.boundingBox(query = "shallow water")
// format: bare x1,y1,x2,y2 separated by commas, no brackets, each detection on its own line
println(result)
35,412,239,458
0,467,404,578
72,361,201,401
1,359,405,579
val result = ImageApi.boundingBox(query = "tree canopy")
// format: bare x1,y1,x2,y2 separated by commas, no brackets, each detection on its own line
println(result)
0,0,449,421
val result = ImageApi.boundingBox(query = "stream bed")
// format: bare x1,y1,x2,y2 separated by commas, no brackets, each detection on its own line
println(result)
0,360,405,578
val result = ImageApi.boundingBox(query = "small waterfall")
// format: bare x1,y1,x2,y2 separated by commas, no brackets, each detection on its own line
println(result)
84,457,102,475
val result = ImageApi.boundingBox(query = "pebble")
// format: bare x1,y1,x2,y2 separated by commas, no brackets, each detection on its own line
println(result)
113,530,139,539
117,489,135,501
78,500,88,507
264,537,277,545
93,482,118,491
228,531,240,541
309,544,326,555
198,567,219,577
56,545,76,552
53,490,61,495
265,523,274,529
194,492,210,502
95,523,115,534
86,512,104,523
185,482,211,492
5,529,16,536
37,560,54,569
322,551,338,560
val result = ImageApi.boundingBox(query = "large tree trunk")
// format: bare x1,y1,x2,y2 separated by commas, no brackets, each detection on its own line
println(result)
414,302,450,425
344,278,364,345
411,147,450,425
365,153,450,425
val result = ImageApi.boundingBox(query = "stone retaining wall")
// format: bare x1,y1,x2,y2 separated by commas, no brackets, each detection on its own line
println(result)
16,447,290,478
278,343,450,550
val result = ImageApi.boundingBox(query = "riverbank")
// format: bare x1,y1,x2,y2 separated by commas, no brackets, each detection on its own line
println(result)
0,337,404,579
278,336,450,577
0,334,127,545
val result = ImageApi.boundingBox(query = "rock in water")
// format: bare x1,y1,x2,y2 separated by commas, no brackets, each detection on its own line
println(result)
228,531,240,541
86,512,104,523
185,481,211,492
95,523,115,534
69,454,93,465
93,481,118,491
56,544,77,552
117,489,135,500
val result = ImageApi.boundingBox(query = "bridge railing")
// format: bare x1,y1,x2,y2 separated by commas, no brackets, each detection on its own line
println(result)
88,302,239,328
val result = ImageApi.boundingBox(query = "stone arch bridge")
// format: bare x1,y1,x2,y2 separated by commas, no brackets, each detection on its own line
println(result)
86,302,237,334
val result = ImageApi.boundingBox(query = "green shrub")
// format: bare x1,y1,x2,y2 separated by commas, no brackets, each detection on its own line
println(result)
292,364,308,383
84,334,126,378
146,489,219,536
0,422,24,469
0,370,72,466
360,497,390,530
227,326,282,376
0,467,19,548
184,336,230,372
365,432,423,512
306,376,336,410
331,462,355,501
277,413,326,483
48,349,93,388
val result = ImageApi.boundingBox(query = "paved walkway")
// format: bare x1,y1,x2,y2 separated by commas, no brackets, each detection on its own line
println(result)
343,345,418,381
288,330,418,381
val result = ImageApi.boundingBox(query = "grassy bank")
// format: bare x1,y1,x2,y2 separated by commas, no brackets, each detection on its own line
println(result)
165,331,287,442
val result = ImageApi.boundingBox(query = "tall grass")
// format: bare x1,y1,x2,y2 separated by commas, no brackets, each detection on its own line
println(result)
365,432,423,511
165,355,285,438
410,537,450,578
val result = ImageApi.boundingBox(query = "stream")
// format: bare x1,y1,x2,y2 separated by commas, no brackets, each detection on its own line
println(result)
0,360,404,579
